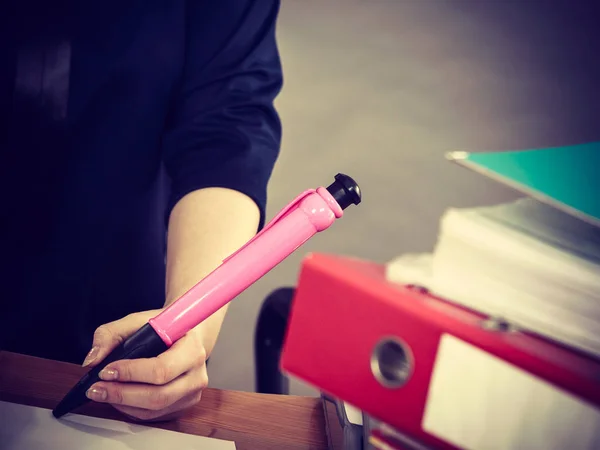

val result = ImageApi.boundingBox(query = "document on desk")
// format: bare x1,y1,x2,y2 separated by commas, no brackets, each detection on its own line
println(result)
0,401,236,450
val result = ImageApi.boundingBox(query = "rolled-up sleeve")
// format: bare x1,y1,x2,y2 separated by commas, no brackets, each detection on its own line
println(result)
162,0,283,230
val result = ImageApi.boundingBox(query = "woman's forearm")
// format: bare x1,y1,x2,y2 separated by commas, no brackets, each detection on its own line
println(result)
164,187,260,356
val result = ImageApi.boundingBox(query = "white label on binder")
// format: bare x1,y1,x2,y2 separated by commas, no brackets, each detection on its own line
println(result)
422,334,600,450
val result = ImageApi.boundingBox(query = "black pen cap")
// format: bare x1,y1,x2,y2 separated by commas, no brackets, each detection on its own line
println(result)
326,173,361,210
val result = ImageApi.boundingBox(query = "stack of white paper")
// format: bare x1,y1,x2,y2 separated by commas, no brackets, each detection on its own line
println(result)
0,401,236,450
386,197,600,358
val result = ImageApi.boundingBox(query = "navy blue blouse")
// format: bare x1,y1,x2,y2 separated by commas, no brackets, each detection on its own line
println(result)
0,0,282,363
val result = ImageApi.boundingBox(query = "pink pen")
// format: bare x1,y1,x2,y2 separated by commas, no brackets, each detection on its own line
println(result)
53,173,361,418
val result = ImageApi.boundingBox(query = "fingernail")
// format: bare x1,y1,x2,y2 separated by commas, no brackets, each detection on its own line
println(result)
86,387,107,401
99,368,118,381
82,346,99,367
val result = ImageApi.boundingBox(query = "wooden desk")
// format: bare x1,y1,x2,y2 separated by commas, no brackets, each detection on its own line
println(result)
0,351,328,449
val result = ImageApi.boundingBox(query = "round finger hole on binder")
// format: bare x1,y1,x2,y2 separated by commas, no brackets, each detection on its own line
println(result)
370,337,413,389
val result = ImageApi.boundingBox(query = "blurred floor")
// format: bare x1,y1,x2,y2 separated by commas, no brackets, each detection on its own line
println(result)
207,0,600,396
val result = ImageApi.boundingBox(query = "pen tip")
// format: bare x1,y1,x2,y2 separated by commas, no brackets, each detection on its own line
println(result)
52,381,89,419
52,403,68,419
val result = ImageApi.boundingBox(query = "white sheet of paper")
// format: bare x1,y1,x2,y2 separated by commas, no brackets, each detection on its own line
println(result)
0,401,236,450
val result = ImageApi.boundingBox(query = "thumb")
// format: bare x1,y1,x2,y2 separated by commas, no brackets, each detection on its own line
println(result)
82,310,161,367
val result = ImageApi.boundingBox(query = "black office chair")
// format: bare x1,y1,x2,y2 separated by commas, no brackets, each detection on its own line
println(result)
254,287,366,449
254,287,295,395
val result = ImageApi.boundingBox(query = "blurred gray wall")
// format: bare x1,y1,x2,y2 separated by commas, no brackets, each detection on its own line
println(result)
207,0,600,396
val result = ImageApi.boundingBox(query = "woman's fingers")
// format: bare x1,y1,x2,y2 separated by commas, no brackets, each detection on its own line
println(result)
87,364,208,412
83,310,161,368
99,332,205,385
83,317,209,422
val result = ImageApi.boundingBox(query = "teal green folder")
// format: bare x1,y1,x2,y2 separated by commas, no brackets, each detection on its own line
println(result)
447,142,600,227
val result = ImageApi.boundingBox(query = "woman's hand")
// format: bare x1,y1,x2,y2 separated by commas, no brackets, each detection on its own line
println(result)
78,187,261,421
82,310,208,422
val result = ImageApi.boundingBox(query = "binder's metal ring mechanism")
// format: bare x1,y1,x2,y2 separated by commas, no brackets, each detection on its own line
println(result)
370,337,413,389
